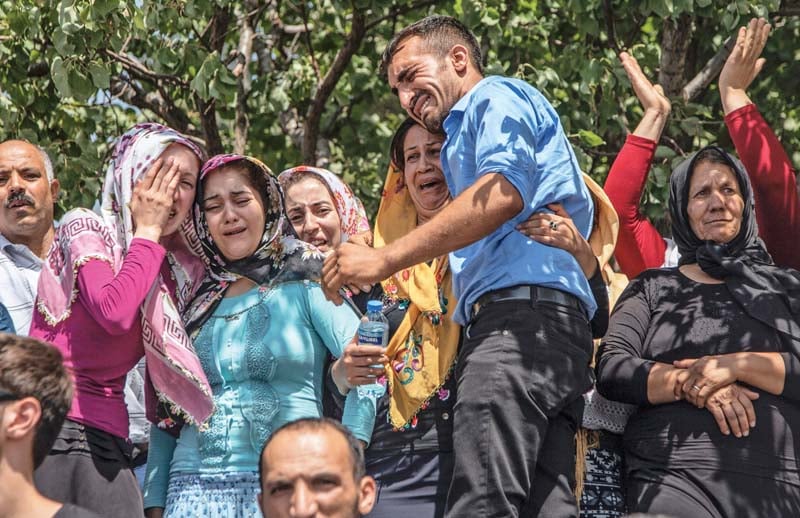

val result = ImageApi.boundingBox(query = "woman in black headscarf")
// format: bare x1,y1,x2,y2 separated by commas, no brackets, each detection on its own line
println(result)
596,145,800,518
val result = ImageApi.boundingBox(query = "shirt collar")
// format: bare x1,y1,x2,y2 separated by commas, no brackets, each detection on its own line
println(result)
0,233,43,267
443,76,494,134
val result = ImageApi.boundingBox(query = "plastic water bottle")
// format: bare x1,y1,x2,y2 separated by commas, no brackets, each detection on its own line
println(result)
356,300,388,399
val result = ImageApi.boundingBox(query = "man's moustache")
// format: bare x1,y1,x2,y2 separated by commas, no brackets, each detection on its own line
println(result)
5,191,35,208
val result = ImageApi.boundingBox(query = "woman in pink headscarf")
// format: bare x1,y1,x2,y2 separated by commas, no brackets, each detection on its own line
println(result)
31,124,213,518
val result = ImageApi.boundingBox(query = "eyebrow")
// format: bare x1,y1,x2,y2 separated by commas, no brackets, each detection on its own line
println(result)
203,193,220,203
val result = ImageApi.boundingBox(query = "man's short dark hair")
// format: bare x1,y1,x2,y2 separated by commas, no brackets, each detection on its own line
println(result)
0,334,72,468
259,417,366,488
380,15,484,79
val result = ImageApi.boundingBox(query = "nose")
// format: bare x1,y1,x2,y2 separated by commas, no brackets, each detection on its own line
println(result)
398,87,415,112
707,189,726,210
290,482,318,517
221,203,238,224
417,152,433,174
302,212,320,238
7,171,24,192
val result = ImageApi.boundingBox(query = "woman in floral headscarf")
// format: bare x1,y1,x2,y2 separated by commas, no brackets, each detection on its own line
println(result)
143,155,375,518
279,165,371,253
31,124,213,518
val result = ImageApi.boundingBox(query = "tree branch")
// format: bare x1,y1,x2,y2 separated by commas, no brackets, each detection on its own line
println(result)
103,49,188,88
302,10,367,164
602,0,619,52
681,35,735,102
658,14,694,98
110,76,195,135
195,7,231,156
234,1,265,155
365,0,439,31
299,1,321,81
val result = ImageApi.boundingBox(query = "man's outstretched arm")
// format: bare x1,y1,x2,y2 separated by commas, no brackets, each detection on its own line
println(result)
322,172,523,303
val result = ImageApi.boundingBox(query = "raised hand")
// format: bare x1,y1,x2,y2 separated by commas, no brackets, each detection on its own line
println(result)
620,52,671,116
619,52,671,141
704,383,759,438
719,17,771,114
130,157,181,243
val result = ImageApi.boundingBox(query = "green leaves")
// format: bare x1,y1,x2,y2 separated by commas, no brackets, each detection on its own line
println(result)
1,0,798,225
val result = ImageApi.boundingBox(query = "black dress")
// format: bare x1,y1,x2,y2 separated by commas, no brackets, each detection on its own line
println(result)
597,268,800,518
326,285,455,518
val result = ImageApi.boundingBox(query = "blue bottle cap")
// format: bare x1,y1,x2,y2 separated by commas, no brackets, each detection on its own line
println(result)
366,300,383,312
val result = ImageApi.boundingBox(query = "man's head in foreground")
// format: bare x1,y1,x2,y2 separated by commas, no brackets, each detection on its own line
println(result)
259,417,376,518
0,333,72,472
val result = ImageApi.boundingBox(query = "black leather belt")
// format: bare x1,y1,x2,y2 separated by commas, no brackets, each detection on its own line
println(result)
471,285,583,319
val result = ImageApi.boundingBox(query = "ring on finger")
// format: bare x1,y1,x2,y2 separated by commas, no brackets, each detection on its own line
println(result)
691,384,701,391
549,221,558,231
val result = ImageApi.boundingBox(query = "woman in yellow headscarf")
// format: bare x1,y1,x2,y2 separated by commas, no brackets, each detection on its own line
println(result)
335,118,615,517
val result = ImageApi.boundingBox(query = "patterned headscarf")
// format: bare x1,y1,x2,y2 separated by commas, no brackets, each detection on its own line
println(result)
278,165,371,241
374,159,460,429
37,123,214,430
182,155,324,334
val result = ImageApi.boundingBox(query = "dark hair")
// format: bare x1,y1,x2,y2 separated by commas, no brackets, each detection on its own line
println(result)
380,15,483,79
258,417,366,488
203,159,272,207
0,334,72,468
389,118,419,170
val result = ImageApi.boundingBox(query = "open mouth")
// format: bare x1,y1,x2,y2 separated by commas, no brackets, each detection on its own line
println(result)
417,175,446,192
310,238,328,248
413,94,431,119
7,200,32,209
223,227,246,237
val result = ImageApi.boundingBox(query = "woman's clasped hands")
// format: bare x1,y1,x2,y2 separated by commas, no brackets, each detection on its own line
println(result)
672,354,759,438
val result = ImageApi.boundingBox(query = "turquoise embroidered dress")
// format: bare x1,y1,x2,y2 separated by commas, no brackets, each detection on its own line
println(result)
143,281,374,511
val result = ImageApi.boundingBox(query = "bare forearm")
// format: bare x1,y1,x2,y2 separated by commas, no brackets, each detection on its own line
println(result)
721,88,752,116
383,173,523,273
632,108,669,141
647,362,685,404
732,351,785,395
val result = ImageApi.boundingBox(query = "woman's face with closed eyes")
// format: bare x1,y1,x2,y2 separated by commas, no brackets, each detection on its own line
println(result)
201,166,266,261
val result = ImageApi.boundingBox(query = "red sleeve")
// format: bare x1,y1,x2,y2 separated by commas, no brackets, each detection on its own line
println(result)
603,135,667,278
726,104,800,270
77,238,166,336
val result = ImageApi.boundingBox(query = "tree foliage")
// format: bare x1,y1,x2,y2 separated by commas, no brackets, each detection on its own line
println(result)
0,0,798,226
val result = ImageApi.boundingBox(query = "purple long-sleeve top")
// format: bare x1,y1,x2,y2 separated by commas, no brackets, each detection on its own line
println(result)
30,238,166,439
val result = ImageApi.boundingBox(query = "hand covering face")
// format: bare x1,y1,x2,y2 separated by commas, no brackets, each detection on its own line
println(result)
37,123,214,430
669,145,800,345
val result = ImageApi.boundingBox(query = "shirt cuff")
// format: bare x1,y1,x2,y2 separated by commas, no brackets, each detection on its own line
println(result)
723,102,758,124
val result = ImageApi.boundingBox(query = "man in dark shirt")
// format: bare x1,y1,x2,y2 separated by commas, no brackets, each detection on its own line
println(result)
0,334,100,518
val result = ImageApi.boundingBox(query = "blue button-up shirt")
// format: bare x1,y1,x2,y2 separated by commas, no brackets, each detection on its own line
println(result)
441,76,597,324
